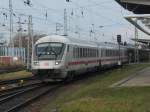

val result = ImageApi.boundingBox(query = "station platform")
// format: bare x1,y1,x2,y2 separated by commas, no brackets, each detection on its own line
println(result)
111,66,150,87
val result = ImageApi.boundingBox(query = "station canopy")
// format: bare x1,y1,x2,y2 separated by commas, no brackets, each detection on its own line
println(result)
115,0,150,14
116,0,150,36
131,38,150,45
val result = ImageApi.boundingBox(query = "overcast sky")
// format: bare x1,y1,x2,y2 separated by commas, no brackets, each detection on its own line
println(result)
0,0,146,43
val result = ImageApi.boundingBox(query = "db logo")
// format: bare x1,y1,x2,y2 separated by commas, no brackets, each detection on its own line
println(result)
44,62,49,66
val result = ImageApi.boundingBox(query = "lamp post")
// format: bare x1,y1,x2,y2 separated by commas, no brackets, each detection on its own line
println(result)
117,35,121,66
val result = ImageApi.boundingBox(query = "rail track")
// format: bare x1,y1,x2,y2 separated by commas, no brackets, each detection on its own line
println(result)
0,81,60,112
0,68,113,112
0,66,24,74
0,81,42,96
0,77,36,85
0,76,40,93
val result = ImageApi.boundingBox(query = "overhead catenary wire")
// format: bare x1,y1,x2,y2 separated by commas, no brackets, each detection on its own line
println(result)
0,0,133,41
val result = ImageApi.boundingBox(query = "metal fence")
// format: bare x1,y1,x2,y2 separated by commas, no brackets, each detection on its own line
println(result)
0,46,26,64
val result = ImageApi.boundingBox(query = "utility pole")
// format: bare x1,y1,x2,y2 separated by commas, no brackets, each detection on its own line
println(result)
18,15,22,48
9,0,13,46
9,0,14,59
56,23,59,35
56,23,62,35
64,9,67,36
27,15,33,70
92,24,95,39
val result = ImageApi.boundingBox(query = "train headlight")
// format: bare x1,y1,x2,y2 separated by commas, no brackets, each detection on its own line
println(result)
34,61,39,66
55,61,61,65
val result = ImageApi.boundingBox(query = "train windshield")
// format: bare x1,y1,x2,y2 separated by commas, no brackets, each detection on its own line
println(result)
36,43,65,60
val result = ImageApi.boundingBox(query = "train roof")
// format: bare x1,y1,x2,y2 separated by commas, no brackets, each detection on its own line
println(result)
35,35,127,49
35,35,97,47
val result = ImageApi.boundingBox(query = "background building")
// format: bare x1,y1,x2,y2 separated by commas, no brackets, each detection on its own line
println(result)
0,46,26,65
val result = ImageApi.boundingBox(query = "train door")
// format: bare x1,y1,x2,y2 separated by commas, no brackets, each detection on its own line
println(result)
65,44,73,69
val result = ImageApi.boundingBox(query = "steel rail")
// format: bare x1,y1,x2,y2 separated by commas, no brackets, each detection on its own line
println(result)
5,85,60,112
0,80,42,95
0,77,36,85
0,83,44,104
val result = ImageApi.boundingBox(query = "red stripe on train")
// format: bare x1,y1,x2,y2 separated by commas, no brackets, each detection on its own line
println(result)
68,60,99,66
68,57,127,66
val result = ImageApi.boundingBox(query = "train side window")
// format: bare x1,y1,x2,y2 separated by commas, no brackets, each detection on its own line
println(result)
73,48,74,58
74,48,76,58
90,49,91,57
103,49,105,57
84,48,85,57
85,48,87,57
89,49,90,57
83,48,84,57
75,48,77,58
81,48,82,58
92,49,94,57
88,48,89,57
80,48,82,58
83,48,85,57
67,45,70,52
78,48,80,58
82,48,84,58
76,48,78,58
96,49,97,57
73,47,75,58
91,49,92,57
90,49,92,57
87,48,88,57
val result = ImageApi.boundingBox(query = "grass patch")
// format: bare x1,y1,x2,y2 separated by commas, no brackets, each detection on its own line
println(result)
0,70,33,81
42,64,150,112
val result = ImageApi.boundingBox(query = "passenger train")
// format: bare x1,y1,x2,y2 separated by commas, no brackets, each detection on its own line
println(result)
32,35,128,81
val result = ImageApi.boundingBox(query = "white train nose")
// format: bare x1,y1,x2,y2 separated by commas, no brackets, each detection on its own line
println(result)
33,60,62,69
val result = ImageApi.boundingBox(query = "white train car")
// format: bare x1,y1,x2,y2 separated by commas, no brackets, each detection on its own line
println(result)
32,35,128,80
98,42,128,67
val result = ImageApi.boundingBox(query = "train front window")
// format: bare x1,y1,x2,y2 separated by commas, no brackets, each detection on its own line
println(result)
36,43,65,60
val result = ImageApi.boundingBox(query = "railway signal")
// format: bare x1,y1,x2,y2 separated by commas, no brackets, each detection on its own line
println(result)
117,35,121,44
